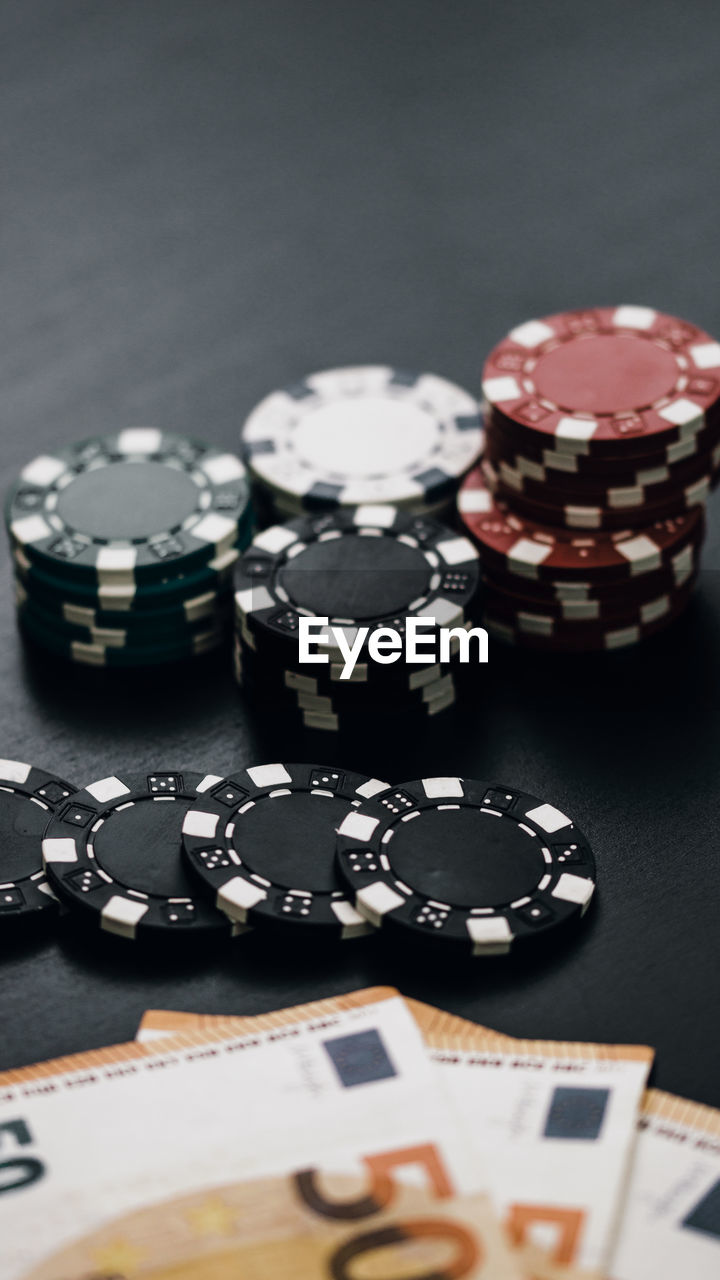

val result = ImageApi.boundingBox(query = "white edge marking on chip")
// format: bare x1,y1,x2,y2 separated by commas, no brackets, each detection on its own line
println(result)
338,812,380,842
11,514,53,545
425,598,463,628
458,487,493,514
202,453,246,484
332,899,371,936
86,776,132,804
467,916,513,950
509,318,555,347
552,874,595,907
422,776,463,799
605,625,641,648
509,537,552,567
96,547,137,573
21,455,66,486
357,778,391,799
690,341,720,370
640,595,670,624
353,504,396,528
247,763,292,788
617,535,662,569
0,759,31,784
608,486,643,509
235,585,274,616
356,881,405,926
218,877,267,920
659,398,704,428
182,809,219,839
555,417,597,444
482,375,521,404
118,428,163,454
613,305,656,329
101,895,149,937
41,837,78,865
253,525,298,554
436,535,478,565
196,774,224,793
565,507,601,529
525,802,571,834
192,512,237,548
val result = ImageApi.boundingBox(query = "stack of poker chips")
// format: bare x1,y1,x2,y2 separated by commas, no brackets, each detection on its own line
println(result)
239,365,485,523
233,506,482,732
459,306,720,650
6,430,253,667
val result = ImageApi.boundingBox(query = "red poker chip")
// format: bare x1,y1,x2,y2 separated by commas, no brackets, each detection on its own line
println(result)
482,307,720,455
483,569,697,630
485,414,720,494
482,459,712,531
458,465,704,582
481,543,700,618
484,576,696,651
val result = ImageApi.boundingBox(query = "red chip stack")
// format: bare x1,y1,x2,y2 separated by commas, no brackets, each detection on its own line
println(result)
458,306,720,650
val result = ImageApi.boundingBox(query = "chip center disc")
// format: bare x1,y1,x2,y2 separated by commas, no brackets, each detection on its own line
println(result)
279,534,431,618
531,334,679,415
388,807,546,907
0,792,49,880
92,797,197,897
55,462,200,541
294,397,439,477
233,792,341,892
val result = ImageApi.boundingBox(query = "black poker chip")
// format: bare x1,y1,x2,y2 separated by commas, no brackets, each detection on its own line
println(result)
0,760,77,923
234,506,481,661
41,771,244,941
181,762,390,937
6,430,251,586
334,777,597,954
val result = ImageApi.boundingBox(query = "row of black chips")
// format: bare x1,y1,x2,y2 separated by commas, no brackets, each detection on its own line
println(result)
2,760,596,956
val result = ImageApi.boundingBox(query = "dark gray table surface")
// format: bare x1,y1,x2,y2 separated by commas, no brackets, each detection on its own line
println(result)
2,0,719,1107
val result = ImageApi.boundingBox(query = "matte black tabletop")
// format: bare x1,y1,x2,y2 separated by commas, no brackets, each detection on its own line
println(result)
2,0,719,1108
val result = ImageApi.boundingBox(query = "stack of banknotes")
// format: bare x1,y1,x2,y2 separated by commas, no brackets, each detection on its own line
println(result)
2,987,718,1279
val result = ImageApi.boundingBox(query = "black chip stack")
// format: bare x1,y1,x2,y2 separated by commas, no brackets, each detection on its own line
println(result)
5,430,253,667
233,506,483,732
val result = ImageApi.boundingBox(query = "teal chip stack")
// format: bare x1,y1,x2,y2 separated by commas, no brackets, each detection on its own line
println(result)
6,429,253,666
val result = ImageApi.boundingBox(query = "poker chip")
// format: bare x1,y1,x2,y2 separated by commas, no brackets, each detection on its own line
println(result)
485,440,720,510
482,543,699,620
233,505,481,730
0,760,78,924
458,467,703,582
19,606,227,668
241,366,483,514
484,410,720,480
482,458,712,530
236,506,480,655
484,572,697,640
7,431,252,667
334,776,596,954
42,772,244,941
12,544,239,613
181,763,389,937
234,635,460,732
482,306,720,455
6,430,251,584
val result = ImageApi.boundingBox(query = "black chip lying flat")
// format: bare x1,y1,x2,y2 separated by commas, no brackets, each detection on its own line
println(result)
334,777,596,955
0,760,77,922
41,772,244,941
181,762,389,937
